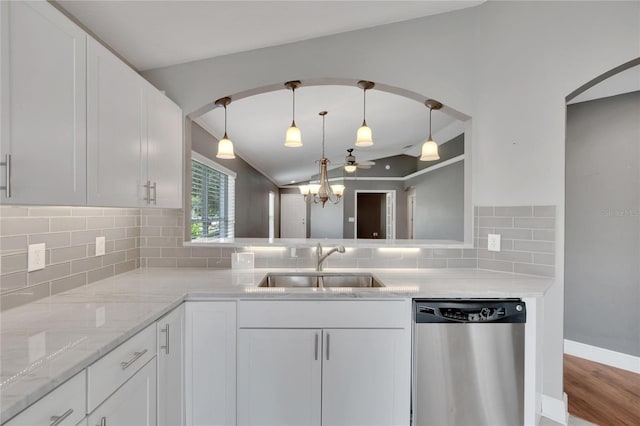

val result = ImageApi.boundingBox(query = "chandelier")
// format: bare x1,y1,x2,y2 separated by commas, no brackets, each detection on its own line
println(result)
299,111,344,207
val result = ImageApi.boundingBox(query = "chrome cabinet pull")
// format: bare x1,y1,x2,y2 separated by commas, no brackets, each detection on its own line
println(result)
314,333,319,360
120,349,148,370
143,180,150,204
326,333,330,361
160,324,170,354
98,416,106,426
150,182,157,205
1,154,11,198
49,408,73,426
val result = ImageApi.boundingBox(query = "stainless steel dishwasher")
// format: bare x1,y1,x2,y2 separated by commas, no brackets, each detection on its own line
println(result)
412,299,526,426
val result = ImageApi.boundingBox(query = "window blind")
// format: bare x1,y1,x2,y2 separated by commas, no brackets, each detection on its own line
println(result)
191,158,235,239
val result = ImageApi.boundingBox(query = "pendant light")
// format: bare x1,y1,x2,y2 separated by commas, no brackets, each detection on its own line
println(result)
215,97,235,159
355,80,375,147
284,80,302,147
420,99,442,161
299,111,344,207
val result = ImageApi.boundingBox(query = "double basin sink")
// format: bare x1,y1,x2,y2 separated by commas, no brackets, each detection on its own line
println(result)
259,272,384,288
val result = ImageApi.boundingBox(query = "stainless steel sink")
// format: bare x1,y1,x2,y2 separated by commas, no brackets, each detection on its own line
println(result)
258,272,384,288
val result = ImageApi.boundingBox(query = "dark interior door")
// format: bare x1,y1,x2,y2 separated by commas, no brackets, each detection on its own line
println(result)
357,193,386,239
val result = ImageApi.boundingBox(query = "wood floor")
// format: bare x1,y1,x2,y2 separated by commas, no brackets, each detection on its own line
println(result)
564,354,640,426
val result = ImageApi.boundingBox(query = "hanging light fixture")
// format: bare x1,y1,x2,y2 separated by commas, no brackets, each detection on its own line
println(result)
299,111,344,207
420,99,442,161
215,97,235,159
284,80,303,147
355,80,375,147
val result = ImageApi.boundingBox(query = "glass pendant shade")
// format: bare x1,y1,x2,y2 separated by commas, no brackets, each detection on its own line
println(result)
331,184,345,197
420,139,440,161
308,184,321,195
216,133,235,159
355,121,373,147
285,122,302,147
299,185,310,195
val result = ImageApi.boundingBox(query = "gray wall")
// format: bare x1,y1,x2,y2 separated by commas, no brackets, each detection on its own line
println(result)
310,200,343,238
191,123,280,238
406,161,464,241
565,91,640,357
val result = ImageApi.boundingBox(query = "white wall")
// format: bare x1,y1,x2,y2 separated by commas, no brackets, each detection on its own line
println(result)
143,0,640,405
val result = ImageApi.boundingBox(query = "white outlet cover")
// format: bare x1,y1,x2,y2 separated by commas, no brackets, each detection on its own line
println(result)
27,243,46,272
488,234,501,252
96,236,106,256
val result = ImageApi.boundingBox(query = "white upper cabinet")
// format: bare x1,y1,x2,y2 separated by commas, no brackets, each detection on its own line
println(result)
87,37,145,207
145,82,183,208
87,39,183,208
1,1,87,205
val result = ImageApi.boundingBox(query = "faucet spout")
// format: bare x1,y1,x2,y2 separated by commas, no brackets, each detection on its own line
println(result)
316,244,345,271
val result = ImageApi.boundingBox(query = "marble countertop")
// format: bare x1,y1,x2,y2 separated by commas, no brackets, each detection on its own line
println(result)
0,267,553,423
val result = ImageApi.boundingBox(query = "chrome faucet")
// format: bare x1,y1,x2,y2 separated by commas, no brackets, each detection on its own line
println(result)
316,243,345,271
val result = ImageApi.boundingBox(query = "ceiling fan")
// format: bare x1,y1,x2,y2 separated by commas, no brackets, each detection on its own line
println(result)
343,149,375,173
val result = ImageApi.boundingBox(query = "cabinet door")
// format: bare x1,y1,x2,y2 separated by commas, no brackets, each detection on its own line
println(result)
145,84,183,208
0,1,86,205
185,302,236,426
321,329,410,426
88,357,157,426
238,329,322,426
157,304,184,426
87,37,145,207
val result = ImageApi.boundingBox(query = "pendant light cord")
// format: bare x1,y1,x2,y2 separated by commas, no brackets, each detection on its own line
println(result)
224,104,228,137
428,106,432,140
363,88,367,125
292,87,296,123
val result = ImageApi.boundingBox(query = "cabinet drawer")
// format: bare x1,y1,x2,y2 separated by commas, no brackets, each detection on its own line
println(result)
238,300,410,329
87,324,156,412
5,370,86,426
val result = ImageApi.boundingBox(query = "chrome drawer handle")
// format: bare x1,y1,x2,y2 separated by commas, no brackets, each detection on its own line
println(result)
49,408,73,426
120,349,148,370
160,324,170,354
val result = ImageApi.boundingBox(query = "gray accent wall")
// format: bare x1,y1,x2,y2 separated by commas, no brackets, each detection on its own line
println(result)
565,91,640,357
406,161,464,241
191,123,280,238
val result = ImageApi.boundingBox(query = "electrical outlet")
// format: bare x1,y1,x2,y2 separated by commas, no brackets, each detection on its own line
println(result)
27,243,46,272
488,234,501,252
95,236,106,256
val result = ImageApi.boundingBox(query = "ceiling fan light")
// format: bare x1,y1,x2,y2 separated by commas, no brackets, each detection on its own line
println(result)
216,134,236,159
285,122,302,147
355,122,373,147
420,139,440,161
344,164,357,173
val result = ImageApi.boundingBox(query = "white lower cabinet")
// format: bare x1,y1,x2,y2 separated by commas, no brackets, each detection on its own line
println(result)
237,300,411,426
238,329,322,426
87,358,157,426
185,302,236,426
321,329,410,426
4,370,86,426
157,304,185,426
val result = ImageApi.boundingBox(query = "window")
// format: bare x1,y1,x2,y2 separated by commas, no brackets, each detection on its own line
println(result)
191,152,236,239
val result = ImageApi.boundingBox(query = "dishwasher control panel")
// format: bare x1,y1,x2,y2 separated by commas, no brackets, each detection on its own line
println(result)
415,299,526,323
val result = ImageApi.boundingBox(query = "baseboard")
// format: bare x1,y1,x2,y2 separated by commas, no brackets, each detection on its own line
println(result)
564,339,640,374
541,393,568,425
